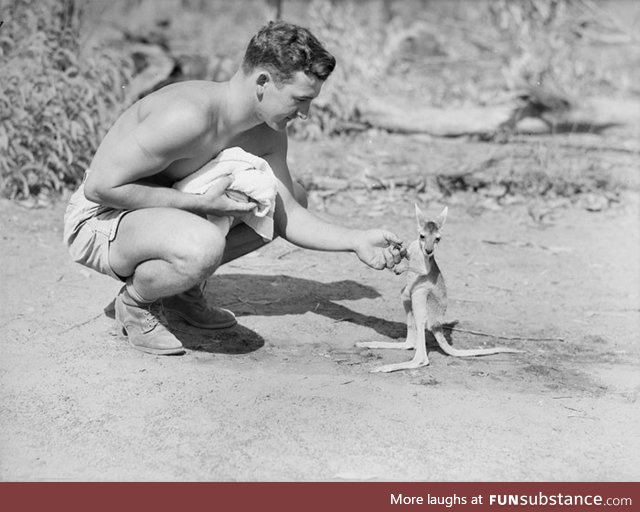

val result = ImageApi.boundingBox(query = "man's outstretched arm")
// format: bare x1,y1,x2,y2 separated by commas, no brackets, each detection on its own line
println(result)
263,132,405,270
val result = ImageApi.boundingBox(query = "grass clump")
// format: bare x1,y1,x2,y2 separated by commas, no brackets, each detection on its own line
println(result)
0,0,132,200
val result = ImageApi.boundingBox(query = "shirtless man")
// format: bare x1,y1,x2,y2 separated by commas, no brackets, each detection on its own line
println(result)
63,21,405,356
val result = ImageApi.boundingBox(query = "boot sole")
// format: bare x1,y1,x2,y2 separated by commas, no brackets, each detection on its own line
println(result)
120,328,186,356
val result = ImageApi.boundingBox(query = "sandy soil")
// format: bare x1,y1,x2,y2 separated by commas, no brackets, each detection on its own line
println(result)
1,137,639,481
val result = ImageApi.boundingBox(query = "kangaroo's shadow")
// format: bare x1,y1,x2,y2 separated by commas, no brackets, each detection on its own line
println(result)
103,274,407,355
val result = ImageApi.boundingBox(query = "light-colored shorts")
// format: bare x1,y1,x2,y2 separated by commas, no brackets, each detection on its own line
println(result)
63,172,130,281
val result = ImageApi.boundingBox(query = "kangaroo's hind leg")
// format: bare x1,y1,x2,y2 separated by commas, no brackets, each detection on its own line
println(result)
370,290,430,373
356,296,416,350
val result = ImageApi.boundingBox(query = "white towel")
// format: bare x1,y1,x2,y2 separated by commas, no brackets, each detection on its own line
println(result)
173,147,278,240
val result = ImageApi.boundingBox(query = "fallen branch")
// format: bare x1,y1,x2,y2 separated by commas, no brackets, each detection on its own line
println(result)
357,92,640,138
358,97,514,136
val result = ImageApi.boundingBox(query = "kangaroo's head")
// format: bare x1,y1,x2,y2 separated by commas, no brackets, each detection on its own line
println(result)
415,204,448,259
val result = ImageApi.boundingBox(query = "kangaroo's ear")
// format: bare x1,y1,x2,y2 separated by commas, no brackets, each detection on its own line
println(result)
435,206,448,229
415,203,426,227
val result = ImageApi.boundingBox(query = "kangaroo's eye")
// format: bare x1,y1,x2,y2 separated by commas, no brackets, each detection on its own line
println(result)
419,234,425,240
435,236,441,243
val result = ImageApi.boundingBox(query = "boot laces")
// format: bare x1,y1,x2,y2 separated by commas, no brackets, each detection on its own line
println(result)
143,302,167,331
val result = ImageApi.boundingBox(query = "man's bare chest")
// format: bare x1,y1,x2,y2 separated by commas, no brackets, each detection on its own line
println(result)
159,128,273,185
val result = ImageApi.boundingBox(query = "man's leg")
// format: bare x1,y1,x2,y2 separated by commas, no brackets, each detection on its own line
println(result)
110,207,227,298
111,182,309,353
109,207,230,354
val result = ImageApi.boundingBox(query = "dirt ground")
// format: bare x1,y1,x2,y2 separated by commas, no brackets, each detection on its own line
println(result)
1,133,639,481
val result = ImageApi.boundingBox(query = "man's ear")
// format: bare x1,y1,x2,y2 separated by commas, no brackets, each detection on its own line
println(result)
256,72,269,87
255,72,271,100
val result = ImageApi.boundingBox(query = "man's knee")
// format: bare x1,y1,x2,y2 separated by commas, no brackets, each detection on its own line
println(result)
293,180,308,208
173,225,226,280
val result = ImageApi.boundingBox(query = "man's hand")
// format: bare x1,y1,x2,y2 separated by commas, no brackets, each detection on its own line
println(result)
353,229,406,270
200,174,258,217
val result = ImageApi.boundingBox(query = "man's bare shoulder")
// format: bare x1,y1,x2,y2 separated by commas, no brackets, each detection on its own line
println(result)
137,80,224,129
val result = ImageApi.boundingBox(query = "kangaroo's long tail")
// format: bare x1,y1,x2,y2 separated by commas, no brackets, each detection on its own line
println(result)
433,329,523,357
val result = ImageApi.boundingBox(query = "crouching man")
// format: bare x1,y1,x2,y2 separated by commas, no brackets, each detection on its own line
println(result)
63,21,404,355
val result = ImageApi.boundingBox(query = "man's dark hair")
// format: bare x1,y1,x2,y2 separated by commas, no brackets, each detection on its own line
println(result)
241,21,336,84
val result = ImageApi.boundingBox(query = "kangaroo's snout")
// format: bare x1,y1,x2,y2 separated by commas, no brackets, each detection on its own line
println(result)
419,230,440,258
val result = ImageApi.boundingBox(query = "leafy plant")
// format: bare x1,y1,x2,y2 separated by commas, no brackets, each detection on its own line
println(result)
0,0,132,199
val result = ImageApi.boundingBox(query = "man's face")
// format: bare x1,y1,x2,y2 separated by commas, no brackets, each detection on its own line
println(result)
258,71,323,131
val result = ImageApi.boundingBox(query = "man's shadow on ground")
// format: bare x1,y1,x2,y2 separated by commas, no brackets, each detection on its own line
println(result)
105,273,454,356
170,273,408,354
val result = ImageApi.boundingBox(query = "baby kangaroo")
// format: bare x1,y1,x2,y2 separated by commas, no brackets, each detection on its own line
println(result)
357,204,522,373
